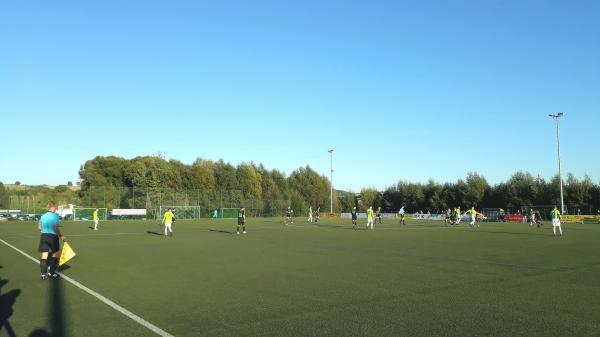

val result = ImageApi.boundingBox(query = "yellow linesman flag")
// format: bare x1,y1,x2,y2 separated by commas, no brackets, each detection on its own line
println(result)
59,242,76,266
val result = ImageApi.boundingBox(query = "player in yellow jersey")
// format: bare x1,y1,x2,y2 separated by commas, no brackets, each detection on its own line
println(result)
551,206,562,237
366,206,374,230
93,208,99,230
467,207,481,228
162,208,174,237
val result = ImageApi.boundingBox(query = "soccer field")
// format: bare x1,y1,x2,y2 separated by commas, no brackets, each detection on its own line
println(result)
1,218,599,337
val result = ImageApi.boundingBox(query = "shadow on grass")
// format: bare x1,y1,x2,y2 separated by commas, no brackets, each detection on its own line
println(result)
57,264,71,272
0,265,21,337
146,231,163,236
466,229,545,236
314,224,355,230
28,270,68,337
208,229,235,235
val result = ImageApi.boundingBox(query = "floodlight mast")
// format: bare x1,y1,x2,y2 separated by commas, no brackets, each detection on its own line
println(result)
328,149,334,214
548,113,565,214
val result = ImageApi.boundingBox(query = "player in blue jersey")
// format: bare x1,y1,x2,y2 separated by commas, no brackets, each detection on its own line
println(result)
37,201,65,280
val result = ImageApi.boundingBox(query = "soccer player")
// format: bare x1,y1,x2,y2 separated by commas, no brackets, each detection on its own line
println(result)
444,208,452,226
237,207,247,234
529,209,536,226
376,207,383,224
366,206,374,230
93,208,99,230
162,208,174,237
212,209,218,220
551,206,563,237
467,207,480,228
37,201,65,279
351,207,358,229
398,206,406,225
307,206,313,223
285,206,292,225
534,210,543,228
315,206,320,223
455,207,462,225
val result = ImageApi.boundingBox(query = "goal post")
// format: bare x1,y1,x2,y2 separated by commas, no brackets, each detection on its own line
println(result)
221,208,240,219
159,206,201,220
73,208,108,221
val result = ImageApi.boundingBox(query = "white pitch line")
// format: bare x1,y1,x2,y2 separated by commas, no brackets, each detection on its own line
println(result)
0,238,175,337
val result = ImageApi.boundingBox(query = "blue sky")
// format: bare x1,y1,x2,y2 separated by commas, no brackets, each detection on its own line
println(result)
1,0,598,191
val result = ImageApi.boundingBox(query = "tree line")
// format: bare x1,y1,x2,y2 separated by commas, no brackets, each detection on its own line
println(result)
2,156,599,215
361,172,600,214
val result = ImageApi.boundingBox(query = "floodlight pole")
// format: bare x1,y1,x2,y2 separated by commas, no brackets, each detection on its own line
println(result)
549,113,565,214
328,149,334,214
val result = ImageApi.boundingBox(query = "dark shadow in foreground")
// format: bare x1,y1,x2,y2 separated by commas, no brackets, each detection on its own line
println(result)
0,265,21,337
29,267,68,337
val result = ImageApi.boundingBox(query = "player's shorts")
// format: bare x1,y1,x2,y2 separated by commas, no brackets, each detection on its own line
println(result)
352,214,357,220
552,219,561,227
238,218,245,225
38,233,60,253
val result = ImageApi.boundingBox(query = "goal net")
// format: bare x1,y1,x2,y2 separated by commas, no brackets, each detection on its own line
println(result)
159,206,201,220
221,208,240,219
73,208,107,221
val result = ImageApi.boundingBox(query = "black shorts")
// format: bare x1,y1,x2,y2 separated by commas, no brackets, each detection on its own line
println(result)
38,233,60,253
238,218,245,225
352,215,357,220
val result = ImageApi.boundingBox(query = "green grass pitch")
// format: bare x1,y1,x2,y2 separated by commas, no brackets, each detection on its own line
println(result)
1,217,599,336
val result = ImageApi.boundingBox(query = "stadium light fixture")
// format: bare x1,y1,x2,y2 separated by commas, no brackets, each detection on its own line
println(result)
548,113,565,214
328,149,334,214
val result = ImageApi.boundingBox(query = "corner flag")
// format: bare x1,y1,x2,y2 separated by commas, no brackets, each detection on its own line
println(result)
59,242,77,266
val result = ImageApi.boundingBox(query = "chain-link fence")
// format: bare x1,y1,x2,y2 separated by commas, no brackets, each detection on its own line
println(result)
5,186,290,219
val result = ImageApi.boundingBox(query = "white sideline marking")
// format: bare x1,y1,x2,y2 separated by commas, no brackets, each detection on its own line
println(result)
0,238,175,337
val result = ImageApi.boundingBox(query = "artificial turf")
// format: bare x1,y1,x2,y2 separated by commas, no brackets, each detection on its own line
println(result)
1,217,599,337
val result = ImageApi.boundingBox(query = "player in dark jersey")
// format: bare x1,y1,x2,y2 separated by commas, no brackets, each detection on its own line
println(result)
398,206,406,225
285,206,294,225
376,207,383,224
237,207,246,234
351,207,358,229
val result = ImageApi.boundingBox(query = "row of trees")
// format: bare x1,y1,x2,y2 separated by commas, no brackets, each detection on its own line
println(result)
360,172,600,214
2,156,599,215
77,156,339,216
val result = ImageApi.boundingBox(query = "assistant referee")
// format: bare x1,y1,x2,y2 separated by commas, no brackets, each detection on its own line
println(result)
38,201,65,279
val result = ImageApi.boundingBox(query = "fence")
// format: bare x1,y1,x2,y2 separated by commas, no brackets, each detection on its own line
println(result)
6,187,290,219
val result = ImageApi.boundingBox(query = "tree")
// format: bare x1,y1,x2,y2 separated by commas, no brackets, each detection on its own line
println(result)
359,188,378,211
67,181,73,186
237,163,262,200
14,181,21,185
464,172,489,208
0,183,8,208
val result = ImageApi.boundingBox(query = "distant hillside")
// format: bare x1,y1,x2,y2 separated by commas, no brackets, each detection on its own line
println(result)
4,184,80,191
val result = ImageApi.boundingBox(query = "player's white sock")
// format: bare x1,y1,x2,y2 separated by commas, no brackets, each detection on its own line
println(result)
559,226,562,235
553,226,556,235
